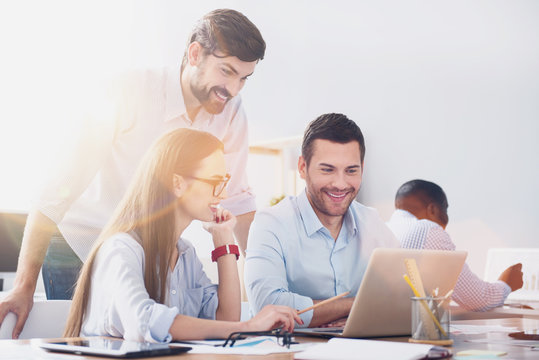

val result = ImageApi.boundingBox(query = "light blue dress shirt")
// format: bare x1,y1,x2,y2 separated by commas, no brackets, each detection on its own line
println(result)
81,233,218,343
245,190,398,327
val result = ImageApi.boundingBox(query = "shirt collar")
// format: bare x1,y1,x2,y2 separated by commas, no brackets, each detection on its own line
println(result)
176,237,190,256
164,67,188,122
297,189,358,239
392,209,417,221
298,190,324,237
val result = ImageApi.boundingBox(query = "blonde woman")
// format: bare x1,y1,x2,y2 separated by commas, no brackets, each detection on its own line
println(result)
64,128,302,342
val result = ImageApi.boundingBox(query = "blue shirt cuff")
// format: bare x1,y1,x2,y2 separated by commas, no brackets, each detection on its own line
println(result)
497,280,512,300
294,295,314,328
146,304,179,343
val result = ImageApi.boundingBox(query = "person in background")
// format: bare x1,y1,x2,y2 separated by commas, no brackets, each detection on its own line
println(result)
387,179,524,311
0,8,264,338
245,113,399,328
63,128,301,341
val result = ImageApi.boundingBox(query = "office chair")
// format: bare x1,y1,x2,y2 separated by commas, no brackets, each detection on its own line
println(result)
0,299,71,339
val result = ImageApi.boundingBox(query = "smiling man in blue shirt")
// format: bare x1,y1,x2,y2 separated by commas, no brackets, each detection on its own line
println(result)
245,113,398,328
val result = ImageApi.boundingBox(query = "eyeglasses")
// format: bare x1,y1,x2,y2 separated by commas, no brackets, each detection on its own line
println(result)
190,173,231,197
223,328,297,349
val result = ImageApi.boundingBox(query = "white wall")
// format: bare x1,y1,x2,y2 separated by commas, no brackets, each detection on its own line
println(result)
1,1,538,278
158,0,539,277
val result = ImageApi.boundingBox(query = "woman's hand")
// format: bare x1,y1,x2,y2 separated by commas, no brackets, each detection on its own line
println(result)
203,207,237,247
244,305,303,333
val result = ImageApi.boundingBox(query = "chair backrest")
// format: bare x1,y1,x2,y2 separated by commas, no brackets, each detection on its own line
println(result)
0,300,71,339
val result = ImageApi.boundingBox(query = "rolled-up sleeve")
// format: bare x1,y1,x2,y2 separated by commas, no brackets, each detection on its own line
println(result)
85,236,179,343
244,213,314,327
144,303,178,343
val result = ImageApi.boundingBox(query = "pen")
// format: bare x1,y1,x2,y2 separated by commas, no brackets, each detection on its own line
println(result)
297,291,350,315
439,289,454,309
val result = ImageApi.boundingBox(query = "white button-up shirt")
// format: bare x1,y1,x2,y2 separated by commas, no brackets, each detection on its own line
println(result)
387,209,511,311
36,68,255,261
245,190,399,327
81,232,218,343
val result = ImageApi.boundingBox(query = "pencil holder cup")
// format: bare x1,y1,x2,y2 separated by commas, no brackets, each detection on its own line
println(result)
410,296,452,346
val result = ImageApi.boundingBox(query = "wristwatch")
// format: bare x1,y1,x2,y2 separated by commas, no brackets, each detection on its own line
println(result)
211,244,240,262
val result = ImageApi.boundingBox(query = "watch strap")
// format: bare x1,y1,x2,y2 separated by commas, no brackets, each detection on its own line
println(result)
211,244,240,262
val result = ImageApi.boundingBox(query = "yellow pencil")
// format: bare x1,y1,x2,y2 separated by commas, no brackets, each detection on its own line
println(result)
403,274,447,337
297,291,350,315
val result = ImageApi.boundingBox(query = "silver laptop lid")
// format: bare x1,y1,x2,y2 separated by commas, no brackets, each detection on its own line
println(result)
343,248,466,338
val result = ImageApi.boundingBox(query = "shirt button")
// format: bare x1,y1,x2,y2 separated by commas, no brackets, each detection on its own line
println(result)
171,289,177,295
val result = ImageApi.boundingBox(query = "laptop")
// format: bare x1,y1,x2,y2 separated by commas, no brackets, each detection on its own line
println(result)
295,248,467,338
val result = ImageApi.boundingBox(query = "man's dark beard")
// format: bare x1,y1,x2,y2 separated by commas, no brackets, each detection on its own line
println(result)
191,84,231,115
308,186,357,217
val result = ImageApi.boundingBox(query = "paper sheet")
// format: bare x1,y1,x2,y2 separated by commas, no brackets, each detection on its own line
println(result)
171,336,313,355
450,324,518,335
294,338,434,360
466,337,539,348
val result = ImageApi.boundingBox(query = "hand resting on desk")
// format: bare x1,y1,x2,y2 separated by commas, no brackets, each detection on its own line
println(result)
320,317,348,328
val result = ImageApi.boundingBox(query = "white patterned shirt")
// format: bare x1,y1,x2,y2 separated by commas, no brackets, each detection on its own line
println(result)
35,68,255,261
387,209,511,311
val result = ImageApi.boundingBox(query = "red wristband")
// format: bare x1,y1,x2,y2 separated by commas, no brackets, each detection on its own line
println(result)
211,244,240,262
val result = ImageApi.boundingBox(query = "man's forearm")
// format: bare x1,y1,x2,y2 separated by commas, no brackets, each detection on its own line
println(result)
13,210,58,291
233,211,255,256
309,297,355,328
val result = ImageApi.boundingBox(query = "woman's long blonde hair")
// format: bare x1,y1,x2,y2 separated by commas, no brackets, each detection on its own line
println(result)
64,128,223,337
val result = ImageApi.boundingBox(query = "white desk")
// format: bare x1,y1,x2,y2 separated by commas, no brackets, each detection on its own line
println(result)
1,317,538,360
451,305,539,321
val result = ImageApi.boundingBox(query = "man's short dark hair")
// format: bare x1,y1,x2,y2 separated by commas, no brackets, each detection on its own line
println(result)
301,113,366,165
181,9,265,69
395,179,448,209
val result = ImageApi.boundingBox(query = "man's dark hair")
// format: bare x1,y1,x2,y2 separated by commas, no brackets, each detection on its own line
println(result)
301,113,366,165
395,179,448,209
181,9,265,70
